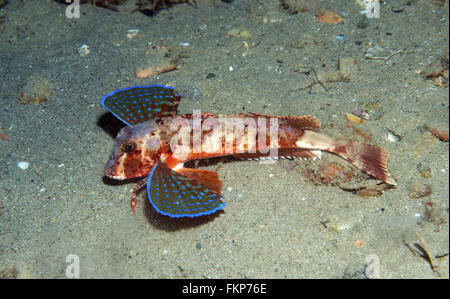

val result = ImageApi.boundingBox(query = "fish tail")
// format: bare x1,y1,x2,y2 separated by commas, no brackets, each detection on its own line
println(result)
294,130,396,185
332,140,396,185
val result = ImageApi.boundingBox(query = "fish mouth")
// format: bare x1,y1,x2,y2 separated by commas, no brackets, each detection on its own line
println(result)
104,165,125,180
104,155,122,179
105,172,124,180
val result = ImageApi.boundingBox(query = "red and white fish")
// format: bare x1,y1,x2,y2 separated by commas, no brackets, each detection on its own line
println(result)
102,85,396,218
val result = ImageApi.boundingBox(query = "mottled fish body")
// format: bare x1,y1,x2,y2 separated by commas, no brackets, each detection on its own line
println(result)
102,85,396,218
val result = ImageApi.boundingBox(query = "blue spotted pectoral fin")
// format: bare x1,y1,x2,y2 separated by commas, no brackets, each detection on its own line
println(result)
147,162,225,218
101,85,180,126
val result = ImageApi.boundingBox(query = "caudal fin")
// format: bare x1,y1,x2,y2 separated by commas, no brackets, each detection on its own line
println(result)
333,141,396,185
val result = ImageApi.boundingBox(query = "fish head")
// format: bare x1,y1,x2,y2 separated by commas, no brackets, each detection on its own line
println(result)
105,121,162,180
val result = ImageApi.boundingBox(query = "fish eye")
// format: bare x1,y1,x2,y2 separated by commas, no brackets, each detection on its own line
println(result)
121,142,136,153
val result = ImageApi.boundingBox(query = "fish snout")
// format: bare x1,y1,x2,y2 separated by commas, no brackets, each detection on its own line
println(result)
104,156,124,180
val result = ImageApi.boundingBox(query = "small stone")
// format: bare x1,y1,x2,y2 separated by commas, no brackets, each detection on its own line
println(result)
345,113,363,124
315,9,343,24
206,73,216,79
77,44,90,56
356,17,369,29
196,242,202,249
199,231,212,239
328,221,352,232
226,28,251,38
126,29,140,39
17,161,29,170
387,131,400,142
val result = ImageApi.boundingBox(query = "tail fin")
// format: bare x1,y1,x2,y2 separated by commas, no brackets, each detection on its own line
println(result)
332,141,396,185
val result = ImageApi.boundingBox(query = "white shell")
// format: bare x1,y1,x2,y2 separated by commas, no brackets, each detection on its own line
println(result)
17,161,29,170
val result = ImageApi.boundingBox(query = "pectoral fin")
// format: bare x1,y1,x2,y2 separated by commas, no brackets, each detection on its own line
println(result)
101,85,180,126
175,168,223,194
147,162,225,218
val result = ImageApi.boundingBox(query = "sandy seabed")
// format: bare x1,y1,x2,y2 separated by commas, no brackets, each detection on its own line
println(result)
0,0,448,278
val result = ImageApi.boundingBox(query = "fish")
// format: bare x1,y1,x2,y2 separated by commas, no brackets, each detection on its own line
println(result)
101,85,396,218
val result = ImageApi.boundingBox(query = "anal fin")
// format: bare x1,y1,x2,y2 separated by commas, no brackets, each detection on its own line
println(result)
233,148,321,160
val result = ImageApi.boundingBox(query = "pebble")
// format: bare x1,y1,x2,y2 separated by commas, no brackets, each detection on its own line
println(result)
356,17,369,29
126,29,140,39
226,28,251,38
328,221,352,232
387,131,400,142
17,161,29,170
199,230,212,239
77,44,90,56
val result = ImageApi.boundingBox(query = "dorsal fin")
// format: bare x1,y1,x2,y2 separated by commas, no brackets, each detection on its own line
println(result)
101,85,180,126
244,113,321,130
